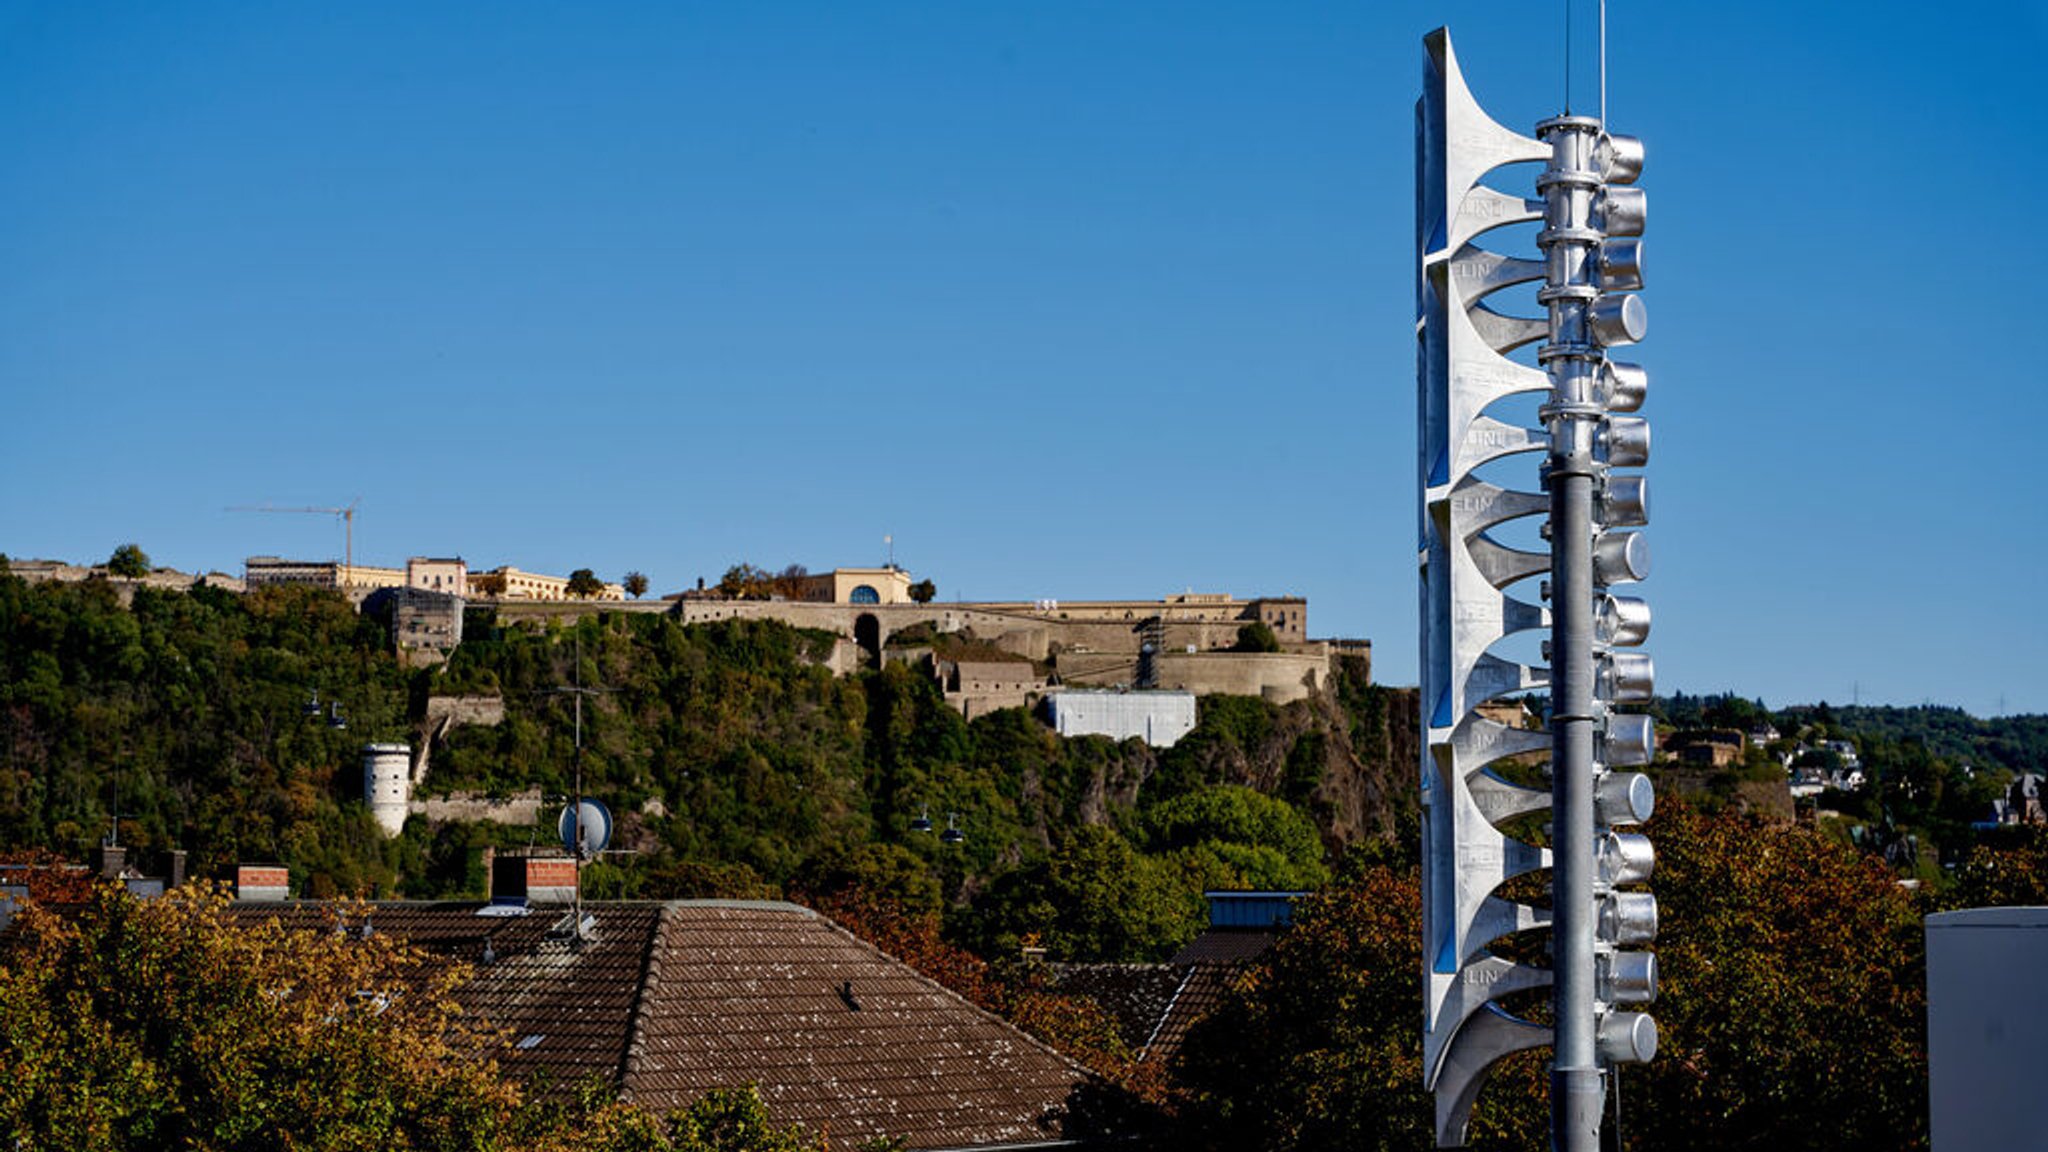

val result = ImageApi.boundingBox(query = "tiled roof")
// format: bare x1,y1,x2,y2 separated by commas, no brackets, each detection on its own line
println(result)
1140,963,1241,1067
227,899,1099,1150
630,903,1087,1149
1041,927,1283,1069
1046,964,1188,1052
1167,928,1275,966
224,901,662,1089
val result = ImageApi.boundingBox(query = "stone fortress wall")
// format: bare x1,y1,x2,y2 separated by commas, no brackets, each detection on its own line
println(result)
9,559,246,602
487,580,1361,705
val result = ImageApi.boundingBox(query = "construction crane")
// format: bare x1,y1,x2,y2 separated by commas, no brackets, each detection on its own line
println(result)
227,500,361,577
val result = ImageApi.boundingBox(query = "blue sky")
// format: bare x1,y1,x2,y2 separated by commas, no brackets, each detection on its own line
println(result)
2,2,2043,716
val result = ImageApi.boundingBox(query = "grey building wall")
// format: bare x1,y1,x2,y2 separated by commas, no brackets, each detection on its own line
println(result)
1926,906,2048,1151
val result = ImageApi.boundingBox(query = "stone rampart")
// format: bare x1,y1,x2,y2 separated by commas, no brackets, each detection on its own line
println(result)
9,562,245,603
1155,650,1329,704
409,788,545,827
488,596,1341,700
425,694,506,727
1057,648,1331,705
669,599,1269,661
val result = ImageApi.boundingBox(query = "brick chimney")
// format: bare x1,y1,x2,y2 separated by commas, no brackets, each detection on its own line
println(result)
490,854,576,905
235,864,290,902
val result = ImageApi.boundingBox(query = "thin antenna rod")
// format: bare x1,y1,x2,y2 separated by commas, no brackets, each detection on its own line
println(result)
1564,0,1572,113
573,635,584,944
535,635,608,949
1600,0,1609,125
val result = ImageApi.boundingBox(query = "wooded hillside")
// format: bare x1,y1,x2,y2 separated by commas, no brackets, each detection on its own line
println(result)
0,572,1402,959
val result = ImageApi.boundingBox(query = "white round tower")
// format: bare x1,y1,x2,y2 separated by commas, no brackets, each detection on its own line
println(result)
362,743,412,836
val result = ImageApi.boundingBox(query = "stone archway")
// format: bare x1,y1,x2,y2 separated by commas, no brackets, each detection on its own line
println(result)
854,613,882,669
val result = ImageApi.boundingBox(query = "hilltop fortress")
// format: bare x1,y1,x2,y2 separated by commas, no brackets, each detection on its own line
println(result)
9,554,1367,707
662,568,1347,705
486,565,1367,708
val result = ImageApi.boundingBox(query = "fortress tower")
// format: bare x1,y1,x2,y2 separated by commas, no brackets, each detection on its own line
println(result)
362,743,412,836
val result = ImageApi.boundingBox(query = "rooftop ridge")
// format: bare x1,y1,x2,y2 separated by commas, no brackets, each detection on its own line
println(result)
1139,965,1200,1058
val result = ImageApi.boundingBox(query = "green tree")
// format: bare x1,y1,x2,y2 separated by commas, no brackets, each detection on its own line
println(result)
106,543,151,578
1143,786,1328,892
794,842,942,918
978,825,1200,961
567,569,606,598
624,572,650,599
1233,622,1280,653
908,579,936,604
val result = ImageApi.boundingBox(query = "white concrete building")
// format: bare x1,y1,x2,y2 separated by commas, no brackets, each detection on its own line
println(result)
1045,689,1197,748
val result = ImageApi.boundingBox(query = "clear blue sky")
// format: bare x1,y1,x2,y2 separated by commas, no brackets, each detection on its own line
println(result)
3,2,2043,716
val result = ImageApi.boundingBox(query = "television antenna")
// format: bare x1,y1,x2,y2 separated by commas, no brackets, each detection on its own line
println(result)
104,766,124,849
537,634,610,948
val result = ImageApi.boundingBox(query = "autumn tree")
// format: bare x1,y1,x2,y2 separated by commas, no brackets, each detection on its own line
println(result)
0,883,834,1152
1626,802,1927,1151
1172,802,1929,1152
1170,858,1468,1152
0,884,523,1148
1942,823,2048,911
770,564,811,600
718,564,774,599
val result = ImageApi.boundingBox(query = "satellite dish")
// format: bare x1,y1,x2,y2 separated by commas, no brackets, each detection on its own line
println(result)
557,799,613,859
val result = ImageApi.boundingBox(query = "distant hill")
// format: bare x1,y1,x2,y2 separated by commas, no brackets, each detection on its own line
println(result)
1781,703,2048,776
1654,690,2046,775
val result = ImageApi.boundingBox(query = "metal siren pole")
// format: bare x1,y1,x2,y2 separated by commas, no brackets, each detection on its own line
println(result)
1416,22,1658,1150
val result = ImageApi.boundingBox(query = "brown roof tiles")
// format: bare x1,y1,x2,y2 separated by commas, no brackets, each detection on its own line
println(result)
229,899,1099,1150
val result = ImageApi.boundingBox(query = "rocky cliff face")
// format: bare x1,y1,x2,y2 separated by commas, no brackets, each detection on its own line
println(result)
1041,656,1419,852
